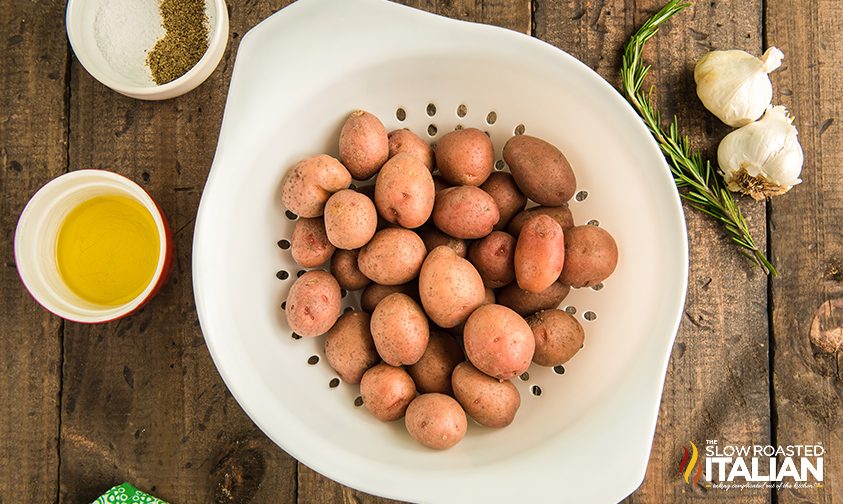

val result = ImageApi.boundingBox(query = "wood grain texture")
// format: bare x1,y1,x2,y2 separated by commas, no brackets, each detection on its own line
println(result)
397,0,531,34
534,1,771,502
767,0,843,502
0,0,68,501
60,2,298,503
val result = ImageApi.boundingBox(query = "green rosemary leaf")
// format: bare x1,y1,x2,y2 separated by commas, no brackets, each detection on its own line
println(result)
620,0,777,276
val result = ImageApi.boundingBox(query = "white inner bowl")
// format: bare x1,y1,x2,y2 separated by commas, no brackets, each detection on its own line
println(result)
193,1,688,502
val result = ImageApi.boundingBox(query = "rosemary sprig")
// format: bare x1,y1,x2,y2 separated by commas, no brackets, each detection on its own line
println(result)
620,0,777,276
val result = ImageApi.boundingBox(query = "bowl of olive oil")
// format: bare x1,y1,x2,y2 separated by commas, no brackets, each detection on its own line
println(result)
15,170,173,323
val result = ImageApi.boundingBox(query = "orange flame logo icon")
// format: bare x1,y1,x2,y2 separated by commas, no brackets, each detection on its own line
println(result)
678,441,703,486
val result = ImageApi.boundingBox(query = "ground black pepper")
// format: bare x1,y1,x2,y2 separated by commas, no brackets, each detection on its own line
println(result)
146,0,209,85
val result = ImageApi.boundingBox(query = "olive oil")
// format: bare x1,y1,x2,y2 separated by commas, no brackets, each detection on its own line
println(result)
56,195,160,306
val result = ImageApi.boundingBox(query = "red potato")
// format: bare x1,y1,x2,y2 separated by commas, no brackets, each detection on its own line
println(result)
432,175,450,194
432,186,500,239
419,246,486,328
324,189,378,250
463,304,535,380
496,281,571,317
281,154,352,218
370,293,430,366
514,215,565,293
480,172,527,230
447,288,496,341
339,110,389,179
290,217,335,268
360,282,416,313
468,231,516,288
483,287,496,306
324,311,379,384
504,135,577,206
388,129,434,171
284,270,342,337
435,128,494,186
527,309,585,366
507,205,574,236
407,331,464,394
452,362,521,428
360,364,417,421
558,225,619,287
357,228,427,285
330,249,371,291
404,393,467,450
375,152,435,229
418,227,468,258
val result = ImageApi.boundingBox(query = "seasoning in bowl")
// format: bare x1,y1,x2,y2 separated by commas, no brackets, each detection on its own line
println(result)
147,0,210,84
91,0,209,86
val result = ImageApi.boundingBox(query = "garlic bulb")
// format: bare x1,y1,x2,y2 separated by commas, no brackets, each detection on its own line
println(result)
717,105,803,200
695,47,784,127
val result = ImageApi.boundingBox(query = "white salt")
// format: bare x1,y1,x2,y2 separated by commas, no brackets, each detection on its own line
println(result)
94,0,164,86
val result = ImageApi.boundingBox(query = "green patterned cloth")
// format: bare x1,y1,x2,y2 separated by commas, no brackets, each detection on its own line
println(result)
92,482,168,504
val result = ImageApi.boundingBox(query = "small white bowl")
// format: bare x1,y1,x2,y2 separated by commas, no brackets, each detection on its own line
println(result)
66,0,229,100
15,170,174,323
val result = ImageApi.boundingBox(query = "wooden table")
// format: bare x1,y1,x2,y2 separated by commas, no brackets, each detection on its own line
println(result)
1,0,839,502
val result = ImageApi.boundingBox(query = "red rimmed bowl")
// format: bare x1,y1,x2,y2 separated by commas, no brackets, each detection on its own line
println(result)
15,169,173,323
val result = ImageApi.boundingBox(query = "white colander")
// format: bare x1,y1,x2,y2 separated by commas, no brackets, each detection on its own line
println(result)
193,0,688,502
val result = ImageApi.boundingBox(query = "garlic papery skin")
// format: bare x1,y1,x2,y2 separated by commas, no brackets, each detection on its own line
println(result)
717,105,803,201
694,47,784,127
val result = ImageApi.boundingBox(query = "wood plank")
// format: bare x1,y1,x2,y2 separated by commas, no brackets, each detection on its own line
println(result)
535,1,771,502
294,1,530,503
60,2,298,503
398,0,531,34
0,0,68,501
767,0,843,502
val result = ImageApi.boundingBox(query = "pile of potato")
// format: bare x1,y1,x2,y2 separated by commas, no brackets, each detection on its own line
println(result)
281,110,618,450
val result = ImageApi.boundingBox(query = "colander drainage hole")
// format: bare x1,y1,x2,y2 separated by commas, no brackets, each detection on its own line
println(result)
591,282,604,291
565,306,577,315
277,239,291,249
457,104,467,118
553,365,565,375
514,124,526,135
276,270,289,280
495,160,505,171
396,107,406,121
341,289,348,298
427,124,437,136
285,210,298,220
584,311,597,321
307,355,319,365
531,385,542,397
519,372,530,381
344,306,354,314
329,378,340,388
454,124,464,131
354,396,364,407
291,332,301,340
575,191,588,202
297,270,307,278
486,111,497,125
280,301,286,310
588,219,600,227
426,103,436,117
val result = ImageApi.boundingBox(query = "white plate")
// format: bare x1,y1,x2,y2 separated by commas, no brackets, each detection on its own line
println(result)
193,0,688,502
